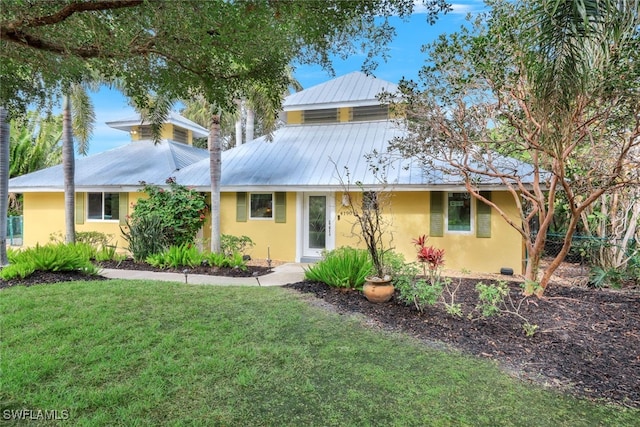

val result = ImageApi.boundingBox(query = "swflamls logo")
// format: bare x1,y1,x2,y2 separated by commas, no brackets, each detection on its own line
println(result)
2,409,70,421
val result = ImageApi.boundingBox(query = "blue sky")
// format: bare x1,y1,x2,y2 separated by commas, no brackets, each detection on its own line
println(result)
86,1,486,156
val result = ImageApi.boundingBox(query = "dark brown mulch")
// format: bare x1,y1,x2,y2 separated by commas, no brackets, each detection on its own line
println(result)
0,259,271,289
0,270,109,289
97,258,273,277
284,279,640,408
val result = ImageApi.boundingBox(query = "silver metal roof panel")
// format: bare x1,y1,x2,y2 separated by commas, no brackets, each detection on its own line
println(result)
283,71,399,111
9,140,208,192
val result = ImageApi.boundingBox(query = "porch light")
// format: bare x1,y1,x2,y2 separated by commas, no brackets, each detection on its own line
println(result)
341,193,351,207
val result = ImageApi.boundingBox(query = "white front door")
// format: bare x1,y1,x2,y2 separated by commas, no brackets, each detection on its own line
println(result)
302,193,334,259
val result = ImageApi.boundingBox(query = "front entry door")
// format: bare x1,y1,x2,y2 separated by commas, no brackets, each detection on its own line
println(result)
303,193,333,259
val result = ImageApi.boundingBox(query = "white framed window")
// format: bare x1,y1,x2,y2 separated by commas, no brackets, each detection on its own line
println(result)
250,193,273,219
446,192,473,233
87,192,120,221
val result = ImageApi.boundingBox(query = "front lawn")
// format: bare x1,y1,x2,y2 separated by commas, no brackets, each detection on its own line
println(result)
1,280,636,426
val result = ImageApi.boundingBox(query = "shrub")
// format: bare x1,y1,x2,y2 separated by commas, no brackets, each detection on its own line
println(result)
0,243,99,280
0,263,36,280
49,231,123,262
221,234,255,258
394,239,446,313
475,281,538,337
304,247,372,290
129,178,207,248
146,244,202,269
121,213,169,262
202,251,248,271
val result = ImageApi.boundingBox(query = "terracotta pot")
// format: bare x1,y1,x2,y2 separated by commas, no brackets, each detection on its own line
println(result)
363,276,394,303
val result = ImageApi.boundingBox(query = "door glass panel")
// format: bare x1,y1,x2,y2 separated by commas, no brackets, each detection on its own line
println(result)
308,196,326,249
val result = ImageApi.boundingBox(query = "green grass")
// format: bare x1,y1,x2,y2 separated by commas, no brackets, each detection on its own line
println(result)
1,281,637,426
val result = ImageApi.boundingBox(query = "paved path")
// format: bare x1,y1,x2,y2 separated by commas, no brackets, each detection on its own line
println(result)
100,263,308,286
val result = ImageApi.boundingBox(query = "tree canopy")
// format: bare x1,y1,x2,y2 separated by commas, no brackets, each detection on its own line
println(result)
1,0,449,116
388,0,639,293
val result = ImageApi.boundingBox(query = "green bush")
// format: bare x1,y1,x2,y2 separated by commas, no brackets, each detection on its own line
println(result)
0,263,36,280
121,213,169,262
146,244,202,269
0,243,99,280
202,251,248,271
75,231,111,248
304,247,372,290
221,234,255,257
389,251,444,313
129,178,207,248
49,231,123,262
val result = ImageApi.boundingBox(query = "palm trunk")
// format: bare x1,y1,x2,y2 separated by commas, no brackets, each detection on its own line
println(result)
0,106,10,266
209,113,221,253
62,95,75,244
235,99,242,147
246,108,255,142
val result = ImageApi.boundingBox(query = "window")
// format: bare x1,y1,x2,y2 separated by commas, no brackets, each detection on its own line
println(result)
173,127,188,144
303,108,338,124
139,126,153,139
250,193,273,219
88,193,120,221
352,105,389,121
446,192,472,232
362,191,378,211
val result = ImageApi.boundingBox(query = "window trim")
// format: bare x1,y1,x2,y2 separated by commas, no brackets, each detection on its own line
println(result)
86,192,121,222
249,192,274,220
445,192,474,234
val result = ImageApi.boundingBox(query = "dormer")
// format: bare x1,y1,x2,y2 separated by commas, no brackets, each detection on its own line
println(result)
106,111,209,145
282,71,399,125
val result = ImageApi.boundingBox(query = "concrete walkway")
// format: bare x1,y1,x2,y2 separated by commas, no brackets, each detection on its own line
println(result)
100,263,308,286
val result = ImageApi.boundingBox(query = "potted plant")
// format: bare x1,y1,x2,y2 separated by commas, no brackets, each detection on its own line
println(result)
343,187,395,303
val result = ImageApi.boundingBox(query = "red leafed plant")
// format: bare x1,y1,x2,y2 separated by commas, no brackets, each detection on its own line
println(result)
413,235,445,280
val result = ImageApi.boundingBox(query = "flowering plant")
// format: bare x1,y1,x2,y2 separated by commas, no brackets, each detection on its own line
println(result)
412,235,445,282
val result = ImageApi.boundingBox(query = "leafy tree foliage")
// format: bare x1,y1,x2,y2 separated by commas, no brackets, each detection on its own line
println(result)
388,0,639,294
1,0,449,258
9,111,62,178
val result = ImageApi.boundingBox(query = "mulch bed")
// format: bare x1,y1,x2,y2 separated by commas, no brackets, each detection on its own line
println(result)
284,279,640,408
97,258,273,277
2,260,638,408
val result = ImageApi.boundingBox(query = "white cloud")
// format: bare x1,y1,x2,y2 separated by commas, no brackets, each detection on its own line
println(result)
413,1,486,15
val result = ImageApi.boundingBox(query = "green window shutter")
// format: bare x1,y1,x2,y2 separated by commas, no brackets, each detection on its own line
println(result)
75,192,85,225
275,192,286,223
119,193,129,225
476,191,492,238
236,192,247,222
429,192,443,237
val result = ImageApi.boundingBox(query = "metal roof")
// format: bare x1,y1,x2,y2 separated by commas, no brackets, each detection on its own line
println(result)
9,140,208,192
283,71,399,111
106,111,209,138
9,72,539,194
173,120,537,192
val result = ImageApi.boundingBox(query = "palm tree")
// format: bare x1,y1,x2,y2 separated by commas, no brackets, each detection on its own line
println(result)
62,82,97,244
9,111,62,178
0,106,9,266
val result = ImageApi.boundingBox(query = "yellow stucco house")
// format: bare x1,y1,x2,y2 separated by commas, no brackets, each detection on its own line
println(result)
10,72,529,274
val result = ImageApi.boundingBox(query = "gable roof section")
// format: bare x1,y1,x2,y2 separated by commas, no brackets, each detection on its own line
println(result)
106,111,209,138
283,71,399,111
9,140,208,192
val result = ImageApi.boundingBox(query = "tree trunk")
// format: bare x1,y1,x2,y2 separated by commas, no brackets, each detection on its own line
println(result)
246,108,255,142
0,106,10,266
62,95,75,244
235,99,242,147
209,113,221,253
